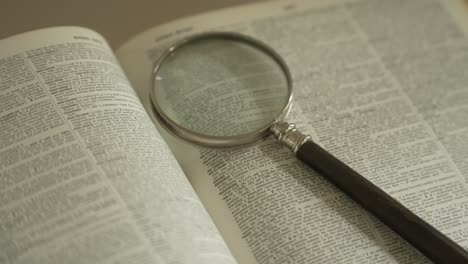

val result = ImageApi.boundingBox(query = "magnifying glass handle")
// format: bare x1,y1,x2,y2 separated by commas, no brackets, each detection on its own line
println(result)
272,122,468,264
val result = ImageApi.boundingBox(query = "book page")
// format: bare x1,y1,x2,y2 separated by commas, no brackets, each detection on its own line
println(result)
117,0,468,263
0,27,235,264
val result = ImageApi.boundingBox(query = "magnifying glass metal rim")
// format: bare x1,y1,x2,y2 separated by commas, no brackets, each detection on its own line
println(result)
150,31,294,148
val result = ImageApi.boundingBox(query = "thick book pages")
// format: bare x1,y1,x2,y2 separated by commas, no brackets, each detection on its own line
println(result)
117,0,468,263
0,27,235,264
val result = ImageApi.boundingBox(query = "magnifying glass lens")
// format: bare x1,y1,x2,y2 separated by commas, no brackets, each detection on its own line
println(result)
153,36,290,137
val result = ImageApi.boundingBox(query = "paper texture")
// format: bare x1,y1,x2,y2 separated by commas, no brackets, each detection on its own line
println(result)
0,27,235,264
117,0,468,263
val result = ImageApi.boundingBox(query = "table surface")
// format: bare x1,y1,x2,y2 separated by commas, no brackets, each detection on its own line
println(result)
1,0,263,48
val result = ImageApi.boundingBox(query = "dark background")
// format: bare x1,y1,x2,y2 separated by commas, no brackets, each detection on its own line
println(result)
1,0,265,48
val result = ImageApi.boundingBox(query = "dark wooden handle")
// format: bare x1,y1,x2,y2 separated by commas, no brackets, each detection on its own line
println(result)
296,140,468,264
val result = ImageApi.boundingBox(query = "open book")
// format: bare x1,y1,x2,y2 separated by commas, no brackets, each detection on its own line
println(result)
2,0,468,263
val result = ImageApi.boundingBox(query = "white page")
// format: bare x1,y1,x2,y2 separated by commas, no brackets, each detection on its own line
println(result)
117,0,468,263
0,27,235,264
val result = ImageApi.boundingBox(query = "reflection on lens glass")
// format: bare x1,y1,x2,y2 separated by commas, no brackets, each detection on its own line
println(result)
153,36,289,137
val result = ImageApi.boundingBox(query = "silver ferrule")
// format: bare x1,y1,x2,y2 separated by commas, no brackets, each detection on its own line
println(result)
270,121,311,154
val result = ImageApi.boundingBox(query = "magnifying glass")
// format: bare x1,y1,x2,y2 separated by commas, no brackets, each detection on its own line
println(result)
150,32,468,263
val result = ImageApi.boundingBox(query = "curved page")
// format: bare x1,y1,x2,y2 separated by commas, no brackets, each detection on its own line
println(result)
0,26,235,264
117,0,468,263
